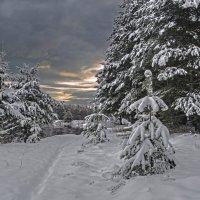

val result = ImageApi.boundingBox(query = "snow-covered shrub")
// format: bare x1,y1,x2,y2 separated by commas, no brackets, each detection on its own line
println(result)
53,120,65,128
119,70,175,178
174,92,200,133
64,111,73,122
82,113,109,144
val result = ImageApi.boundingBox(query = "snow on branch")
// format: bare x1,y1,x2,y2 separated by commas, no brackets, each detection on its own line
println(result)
158,67,187,81
152,46,200,68
130,96,168,113
174,92,200,116
85,113,109,123
173,0,200,8
182,0,200,8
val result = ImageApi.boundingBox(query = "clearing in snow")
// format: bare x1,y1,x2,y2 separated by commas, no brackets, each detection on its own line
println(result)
0,133,200,200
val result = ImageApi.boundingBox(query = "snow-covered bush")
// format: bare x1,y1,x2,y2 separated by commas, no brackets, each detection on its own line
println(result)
119,70,175,178
53,120,65,128
64,111,73,122
174,92,200,133
82,113,109,144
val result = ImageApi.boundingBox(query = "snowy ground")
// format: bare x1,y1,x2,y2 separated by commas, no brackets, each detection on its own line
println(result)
0,133,200,200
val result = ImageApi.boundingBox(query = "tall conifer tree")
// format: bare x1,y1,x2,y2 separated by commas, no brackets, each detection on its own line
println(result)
96,0,200,125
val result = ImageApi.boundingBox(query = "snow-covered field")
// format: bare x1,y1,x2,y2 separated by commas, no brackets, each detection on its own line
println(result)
0,133,200,200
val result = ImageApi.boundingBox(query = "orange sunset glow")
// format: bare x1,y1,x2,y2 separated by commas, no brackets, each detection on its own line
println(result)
40,63,103,101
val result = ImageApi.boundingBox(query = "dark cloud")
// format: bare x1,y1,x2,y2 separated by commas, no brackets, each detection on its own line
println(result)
0,0,121,103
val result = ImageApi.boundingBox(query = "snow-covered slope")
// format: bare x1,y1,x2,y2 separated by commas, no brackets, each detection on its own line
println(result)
0,133,200,200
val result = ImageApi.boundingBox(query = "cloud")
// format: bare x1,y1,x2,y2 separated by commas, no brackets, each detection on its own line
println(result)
0,0,121,104
57,62,103,83
41,84,96,92
41,84,95,103
52,93,75,102
57,71,80,78
38,63,51,70
40,62,101,101
54,81,95,88
49,62,103,101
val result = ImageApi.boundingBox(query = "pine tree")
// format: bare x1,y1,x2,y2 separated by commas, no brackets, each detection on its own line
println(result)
96,0,200,126
119,70,175,178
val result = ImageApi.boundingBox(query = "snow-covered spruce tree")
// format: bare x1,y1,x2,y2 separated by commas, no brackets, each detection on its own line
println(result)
82,113,109,144
0,86,28,143
0,52,27,143
11,64,58,142
154,0,200,127
0,51,9,90
96,0,200,125
95,0,146,119
119,70,175,178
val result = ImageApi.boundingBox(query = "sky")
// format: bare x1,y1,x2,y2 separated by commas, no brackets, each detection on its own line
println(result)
0,0,121,104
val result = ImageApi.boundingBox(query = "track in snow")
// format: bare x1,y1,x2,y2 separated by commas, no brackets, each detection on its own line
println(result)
30,146,66,200
12,137,80,200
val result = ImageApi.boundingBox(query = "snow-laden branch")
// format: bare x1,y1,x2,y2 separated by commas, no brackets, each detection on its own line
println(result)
130,96,168,113
174,92,200,116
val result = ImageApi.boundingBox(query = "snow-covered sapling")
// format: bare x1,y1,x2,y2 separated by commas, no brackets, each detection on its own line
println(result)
119,70,176,178
82,113,109,144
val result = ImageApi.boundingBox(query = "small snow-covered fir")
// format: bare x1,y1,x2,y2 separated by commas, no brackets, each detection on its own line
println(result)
82,113,109,144
119,70,175,178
